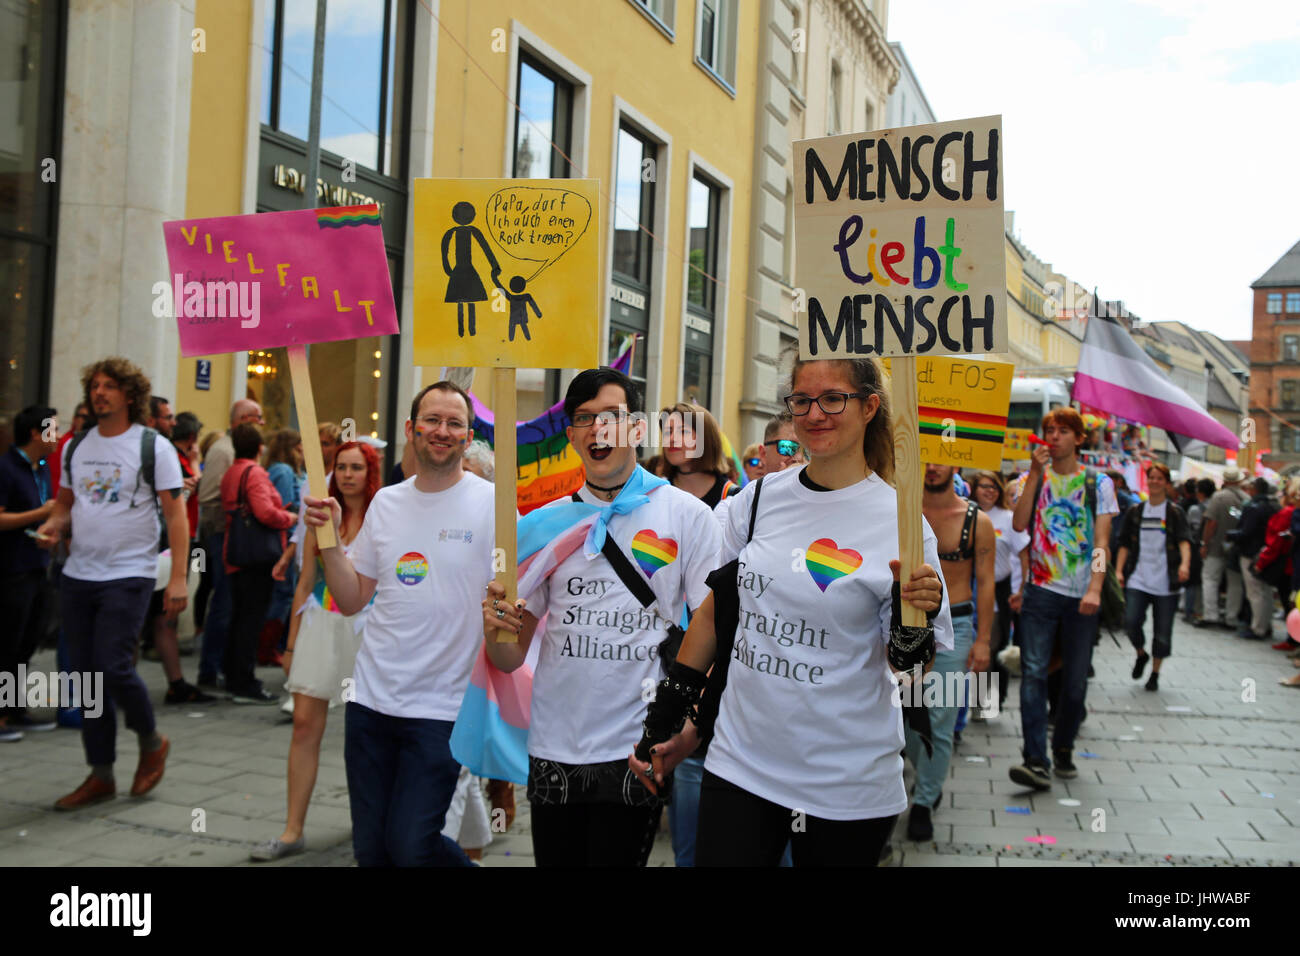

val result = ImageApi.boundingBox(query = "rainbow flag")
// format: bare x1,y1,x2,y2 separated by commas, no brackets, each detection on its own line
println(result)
470,340,634,514
314,204,382,228
719,430,748,486
917,405,1007,445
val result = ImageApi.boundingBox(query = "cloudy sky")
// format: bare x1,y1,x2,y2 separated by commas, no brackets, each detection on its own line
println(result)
890,0,1300,341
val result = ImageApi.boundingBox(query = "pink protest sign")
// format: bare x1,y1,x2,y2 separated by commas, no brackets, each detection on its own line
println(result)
162,204,398,357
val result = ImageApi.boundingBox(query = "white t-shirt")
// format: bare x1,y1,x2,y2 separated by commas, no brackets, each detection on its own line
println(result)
349,473,496,720
523,483,721,765
60,424,183,582
985,506,1029,585
1128,500,1172,596
704,466,954,821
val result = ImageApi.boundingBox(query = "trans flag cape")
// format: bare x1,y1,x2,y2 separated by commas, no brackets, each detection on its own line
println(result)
469,342,633,514
449,466,669,783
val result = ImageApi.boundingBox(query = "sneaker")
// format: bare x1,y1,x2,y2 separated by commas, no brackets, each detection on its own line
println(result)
55,773,116,810
0,724,22,743
249,836,305,862
1145,672,1159,692
877,842,895,867
164,682,216,705
197,673,225,691
13,713,57,732
230,687,280,705
1131,651,1150,680
1009,760,1051,791
906,804,933,841
1053,749,1077,779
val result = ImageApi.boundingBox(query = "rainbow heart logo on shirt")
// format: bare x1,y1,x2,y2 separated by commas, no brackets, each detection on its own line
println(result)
631,530,678,578
806,538,862,592
395,551,429,586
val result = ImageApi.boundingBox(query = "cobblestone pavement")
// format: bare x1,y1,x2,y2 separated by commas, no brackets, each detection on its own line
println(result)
0,609,1296,867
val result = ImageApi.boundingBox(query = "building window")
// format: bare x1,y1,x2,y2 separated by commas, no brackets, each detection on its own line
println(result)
1284,335,1299,362
865,101,875,131
513,53,574,179
1282,379,1298,410
683,348,712,409
827,62,842,135
610,124,658,390
1281,428,1295,454
261,0,409,178
1267,293,1283,314
687,175,720,315
696,0,737,88
791,5,802,92
631,0,675,33
1289,292,1300,314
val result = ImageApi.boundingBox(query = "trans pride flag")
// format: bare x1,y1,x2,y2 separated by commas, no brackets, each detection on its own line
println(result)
469,340,634,513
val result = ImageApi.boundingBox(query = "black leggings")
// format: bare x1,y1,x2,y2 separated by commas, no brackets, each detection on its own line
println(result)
695,770,896,867
529,802,662,867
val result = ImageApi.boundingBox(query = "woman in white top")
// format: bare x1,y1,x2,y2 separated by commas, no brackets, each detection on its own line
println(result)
250,441,380,861
971,469,1028,708
631,356,951,866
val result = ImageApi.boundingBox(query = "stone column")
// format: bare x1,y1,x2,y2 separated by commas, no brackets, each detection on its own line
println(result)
51,0,194,414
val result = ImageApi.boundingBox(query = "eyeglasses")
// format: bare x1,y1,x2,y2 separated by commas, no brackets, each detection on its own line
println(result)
975,483,999,492
783,392,870,416
764,439,801,457
571,409,629,428
416,415,468,433
744,457,762,468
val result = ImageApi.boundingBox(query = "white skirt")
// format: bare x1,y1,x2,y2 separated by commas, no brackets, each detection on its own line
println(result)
286,601,365,704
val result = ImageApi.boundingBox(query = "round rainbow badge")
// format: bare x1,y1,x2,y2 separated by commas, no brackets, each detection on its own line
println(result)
805,538,862,592
395,551,429,586
631,530,678,578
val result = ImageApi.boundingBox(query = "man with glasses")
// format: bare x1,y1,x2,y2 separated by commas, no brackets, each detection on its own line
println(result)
196,399,264,692
303,381,495,866
761,411,805,474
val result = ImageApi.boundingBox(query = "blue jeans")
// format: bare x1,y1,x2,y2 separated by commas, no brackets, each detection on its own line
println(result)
344,701,471,867
669,755,705,866
198,531,231,683
905,613,974,809
1125,587,1177,660
1018,584,1098,768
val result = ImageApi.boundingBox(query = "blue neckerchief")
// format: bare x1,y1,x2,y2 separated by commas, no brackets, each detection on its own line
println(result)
15,447,49,503
517,464,668,560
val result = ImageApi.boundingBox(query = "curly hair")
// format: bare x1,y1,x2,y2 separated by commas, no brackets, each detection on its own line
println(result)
81,357,152,425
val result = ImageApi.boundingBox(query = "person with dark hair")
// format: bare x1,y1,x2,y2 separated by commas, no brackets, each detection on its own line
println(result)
303,381,494,866
220,423,296,703
1181,477,1214,623
0,405,59,741
252,440,383,861
147,396,175,439
37,358,188,808
1009,407,1118,789
1197,469,1248,630
1115,462,1192,691
482,366,722,866
618,356,949,867
1235,476,1280,641
49,402,90,496
971,469,1027,711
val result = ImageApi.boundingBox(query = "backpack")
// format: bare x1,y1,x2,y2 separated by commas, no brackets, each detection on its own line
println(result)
1030,467,1125,636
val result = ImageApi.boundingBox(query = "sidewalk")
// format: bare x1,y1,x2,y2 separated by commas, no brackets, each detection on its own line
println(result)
0,612,1295,866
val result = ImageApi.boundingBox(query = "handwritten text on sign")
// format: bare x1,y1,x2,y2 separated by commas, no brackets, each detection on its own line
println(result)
161,205,398,357
795,116,1007,359
885,356,1013,471
413,179,599,369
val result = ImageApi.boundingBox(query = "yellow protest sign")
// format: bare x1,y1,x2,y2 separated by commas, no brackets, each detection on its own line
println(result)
1003,428,1035,461
795,116,1007,359
884,356,1013,470
413,179,600,368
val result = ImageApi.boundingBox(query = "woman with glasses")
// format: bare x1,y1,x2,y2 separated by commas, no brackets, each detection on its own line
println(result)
631,357,952,866
970,470,1028,710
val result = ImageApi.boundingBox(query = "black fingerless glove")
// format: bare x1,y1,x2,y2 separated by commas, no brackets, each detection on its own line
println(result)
635,660,707,762
889,579,937,672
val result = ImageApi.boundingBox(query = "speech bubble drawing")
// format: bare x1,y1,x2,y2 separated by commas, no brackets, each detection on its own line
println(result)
484,187,592,282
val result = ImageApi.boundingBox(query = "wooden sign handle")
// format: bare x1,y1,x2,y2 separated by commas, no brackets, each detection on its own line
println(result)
493,366,519,643
287,345,336,550
1243,440,1257,477
890,356,925,627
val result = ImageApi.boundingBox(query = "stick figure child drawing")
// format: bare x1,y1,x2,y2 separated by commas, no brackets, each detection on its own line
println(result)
503,276,541,342
441,201,503,338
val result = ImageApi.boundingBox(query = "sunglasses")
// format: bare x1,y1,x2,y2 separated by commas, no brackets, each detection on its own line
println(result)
744,457,762,467
764,439,801,457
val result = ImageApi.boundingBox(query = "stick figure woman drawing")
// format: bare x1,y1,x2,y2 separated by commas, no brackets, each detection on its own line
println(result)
441,201,503,338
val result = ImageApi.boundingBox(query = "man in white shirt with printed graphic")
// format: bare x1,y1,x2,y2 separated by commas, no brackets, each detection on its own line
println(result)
304,381,495,866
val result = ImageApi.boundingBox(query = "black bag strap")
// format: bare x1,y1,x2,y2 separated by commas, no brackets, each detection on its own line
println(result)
571,490,658,610
236,463,253,511
746,476,765,543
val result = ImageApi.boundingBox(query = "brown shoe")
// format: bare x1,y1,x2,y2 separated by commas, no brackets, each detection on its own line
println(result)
486,778,516,831
55,774,116,811
130,736,170,796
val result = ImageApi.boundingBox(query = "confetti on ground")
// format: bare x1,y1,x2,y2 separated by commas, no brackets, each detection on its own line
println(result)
1004,806,1032,815
1132,726,1143,732
965,756,986,763
188,712,205,718
1261,793,1275,799
1119,735,1138,741
1078,751,1099,758
1165,706,1192,713
1025,835,1056,845
1058,799,1082,807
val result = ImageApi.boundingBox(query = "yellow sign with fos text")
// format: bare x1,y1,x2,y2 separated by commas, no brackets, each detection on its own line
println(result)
413,179,600,368
885,356,1013,470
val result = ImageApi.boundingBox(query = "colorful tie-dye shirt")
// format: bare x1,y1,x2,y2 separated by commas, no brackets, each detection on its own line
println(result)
1014,467,1119,598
